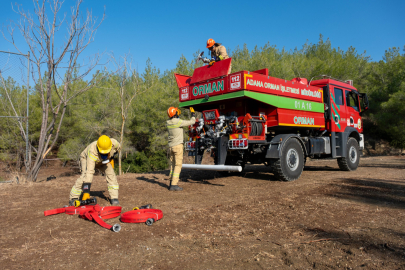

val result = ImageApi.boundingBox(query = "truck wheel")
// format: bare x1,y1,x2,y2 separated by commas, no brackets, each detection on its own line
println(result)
337,137,360,171
272,138,304,181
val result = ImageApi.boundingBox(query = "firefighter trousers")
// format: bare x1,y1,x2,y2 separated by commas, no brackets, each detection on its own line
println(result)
169,144,183,186
69,157,119,200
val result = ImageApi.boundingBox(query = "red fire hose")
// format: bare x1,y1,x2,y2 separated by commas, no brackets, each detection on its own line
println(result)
120,209,163,226
44,204,122,232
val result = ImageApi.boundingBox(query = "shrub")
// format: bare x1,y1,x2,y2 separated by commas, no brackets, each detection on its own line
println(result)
119,150,168,174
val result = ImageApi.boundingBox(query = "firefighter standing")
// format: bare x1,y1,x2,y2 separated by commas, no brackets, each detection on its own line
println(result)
166,107,196,191
206,38,230,72
69,135,121,206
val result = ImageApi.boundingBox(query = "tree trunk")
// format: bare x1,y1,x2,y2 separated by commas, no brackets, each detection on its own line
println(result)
29,159,43,182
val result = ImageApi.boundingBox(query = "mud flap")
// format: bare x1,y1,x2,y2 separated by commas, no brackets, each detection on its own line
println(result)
266,134,307,159
195,139,204,164
215,136,228,165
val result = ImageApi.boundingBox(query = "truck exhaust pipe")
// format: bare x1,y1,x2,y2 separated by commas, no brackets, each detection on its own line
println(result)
182,164,242,172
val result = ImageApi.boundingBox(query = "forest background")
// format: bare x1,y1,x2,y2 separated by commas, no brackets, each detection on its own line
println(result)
0,1,404,180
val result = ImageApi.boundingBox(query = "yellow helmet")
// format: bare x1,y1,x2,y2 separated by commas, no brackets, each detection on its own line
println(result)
97,135,112,154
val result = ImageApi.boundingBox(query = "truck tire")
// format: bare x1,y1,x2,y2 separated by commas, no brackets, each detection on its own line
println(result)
272,138,304,181
337,137,360,171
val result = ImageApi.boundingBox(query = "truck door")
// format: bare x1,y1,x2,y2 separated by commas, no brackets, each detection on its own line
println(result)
329,86,347,157
330,86,347,133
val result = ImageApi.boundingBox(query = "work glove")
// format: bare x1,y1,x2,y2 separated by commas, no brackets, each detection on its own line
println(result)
202,57,210,64
190,107,196,117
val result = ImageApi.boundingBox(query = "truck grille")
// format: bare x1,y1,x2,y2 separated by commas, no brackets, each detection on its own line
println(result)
228,139,248,150
185,141,196,151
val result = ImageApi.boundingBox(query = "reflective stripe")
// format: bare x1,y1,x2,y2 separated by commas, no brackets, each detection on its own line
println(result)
172,173,180,177
88,150,98,161
108,185,119,190
167,120,183,129
219,55,224,60
169,171,173,175
70,187,82,195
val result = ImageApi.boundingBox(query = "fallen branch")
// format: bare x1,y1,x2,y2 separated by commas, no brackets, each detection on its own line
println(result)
301,238,345,244
49,229,58,241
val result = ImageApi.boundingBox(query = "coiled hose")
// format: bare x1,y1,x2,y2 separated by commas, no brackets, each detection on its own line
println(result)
249,122,263,136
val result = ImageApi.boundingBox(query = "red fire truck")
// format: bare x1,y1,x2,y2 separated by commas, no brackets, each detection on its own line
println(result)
174,58,369,181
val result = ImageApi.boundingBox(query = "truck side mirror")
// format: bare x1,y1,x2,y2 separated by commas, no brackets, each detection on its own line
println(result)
359,93,369,115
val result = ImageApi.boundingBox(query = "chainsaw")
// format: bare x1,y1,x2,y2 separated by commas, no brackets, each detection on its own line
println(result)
196,51,211,65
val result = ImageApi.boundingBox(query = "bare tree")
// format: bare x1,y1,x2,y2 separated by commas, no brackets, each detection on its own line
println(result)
107,53,146,175
1,0,105,181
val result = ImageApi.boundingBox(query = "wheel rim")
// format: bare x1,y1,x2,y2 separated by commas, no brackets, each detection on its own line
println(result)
286,148,299,171
349,146,357,163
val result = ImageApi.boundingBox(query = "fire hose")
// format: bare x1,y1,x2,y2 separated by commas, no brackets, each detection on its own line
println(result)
44,204,122,232
120,208,163,226
250,121,263,136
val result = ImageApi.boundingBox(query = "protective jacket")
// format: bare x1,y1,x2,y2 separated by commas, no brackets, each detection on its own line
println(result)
210,44,229,61
166,117,196,147
80,138,121,183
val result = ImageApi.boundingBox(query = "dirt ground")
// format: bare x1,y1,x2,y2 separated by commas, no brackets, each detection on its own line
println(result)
1,155,405,269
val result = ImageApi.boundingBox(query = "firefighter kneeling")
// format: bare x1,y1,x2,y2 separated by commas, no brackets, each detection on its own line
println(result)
166,107,196,191
69,135,121,206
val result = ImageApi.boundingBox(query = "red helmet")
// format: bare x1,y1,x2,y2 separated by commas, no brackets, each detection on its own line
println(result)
206,38,215,48
167,107,180,118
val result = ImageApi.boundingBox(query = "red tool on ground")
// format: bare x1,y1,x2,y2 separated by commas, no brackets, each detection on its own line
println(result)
120,204,163,226
44,204,122,232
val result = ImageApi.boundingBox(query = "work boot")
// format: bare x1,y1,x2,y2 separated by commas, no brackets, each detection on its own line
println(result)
111,199,120,206
169,185,183,191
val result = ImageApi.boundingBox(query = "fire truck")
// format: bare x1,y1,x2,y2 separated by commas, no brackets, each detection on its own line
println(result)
174,58,369,181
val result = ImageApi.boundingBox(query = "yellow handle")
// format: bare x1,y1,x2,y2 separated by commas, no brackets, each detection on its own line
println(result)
189,107,195,113
133,207,139,210
110,159,114,169
209,61,215,66
74,200,81,207
82,193,90,200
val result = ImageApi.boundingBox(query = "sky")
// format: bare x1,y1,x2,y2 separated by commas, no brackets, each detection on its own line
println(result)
1,0,405,75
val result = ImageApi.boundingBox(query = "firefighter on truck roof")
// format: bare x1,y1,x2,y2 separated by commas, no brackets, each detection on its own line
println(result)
207,38,229,61
166,107,196,191
206,38,230,73
69,135,121,206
